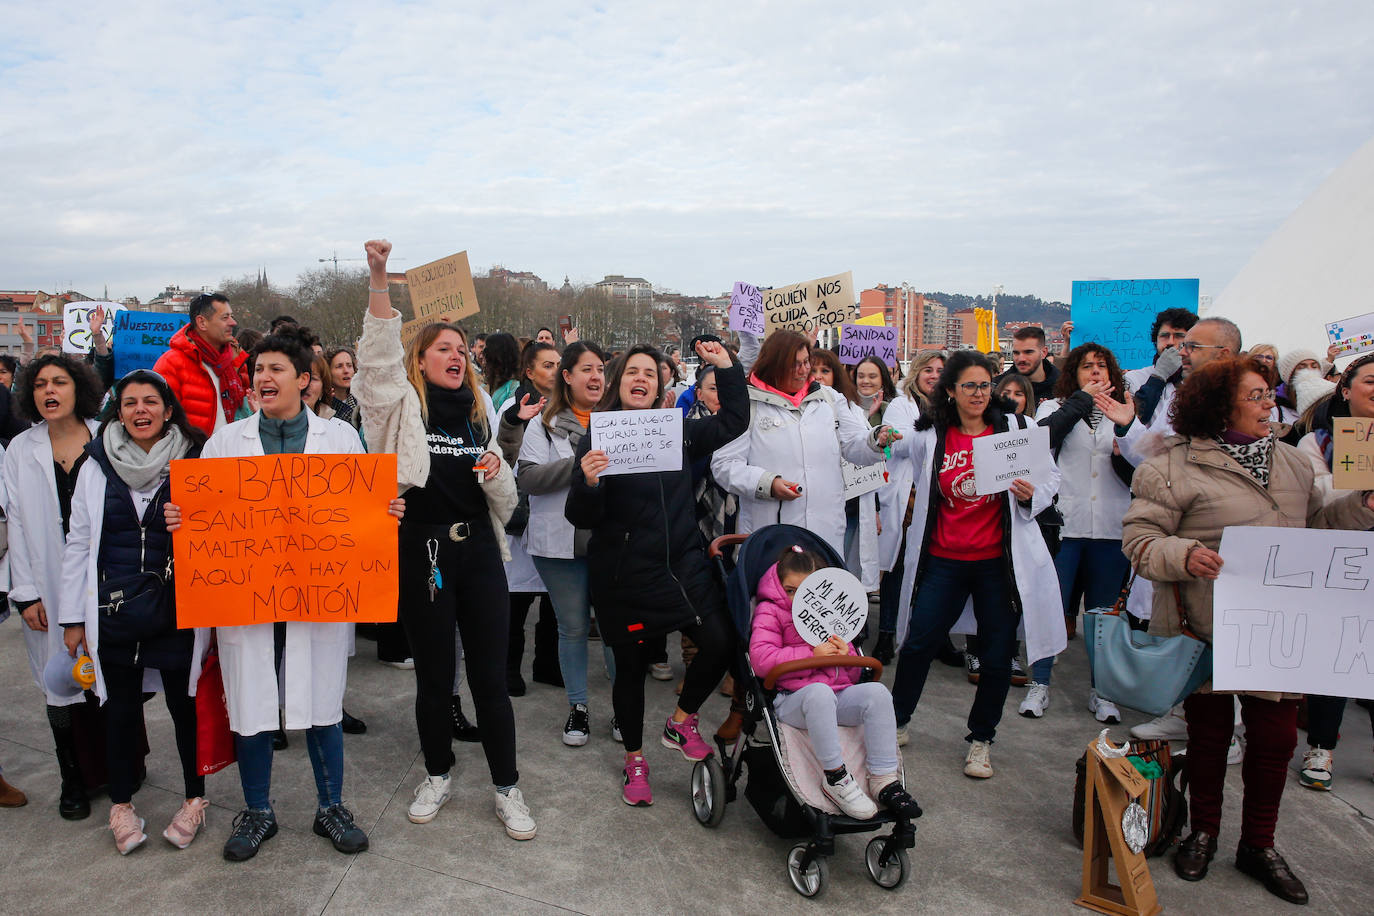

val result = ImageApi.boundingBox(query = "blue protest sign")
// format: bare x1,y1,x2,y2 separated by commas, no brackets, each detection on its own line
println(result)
113,311,189,377
1070,279,1199,371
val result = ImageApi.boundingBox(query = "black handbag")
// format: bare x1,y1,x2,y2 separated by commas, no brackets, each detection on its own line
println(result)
98,557,174,648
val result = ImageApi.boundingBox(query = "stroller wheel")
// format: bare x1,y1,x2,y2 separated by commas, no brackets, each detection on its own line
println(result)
864,836,910,890
691,756,726,827
786,843,827,898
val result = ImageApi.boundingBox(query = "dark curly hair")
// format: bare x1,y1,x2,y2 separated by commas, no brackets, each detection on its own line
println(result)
101,368,207,447
915,349,1005,431
14,353,104,423
1149,307,1198,346
1169,356,1269,439
1053,343,1127,402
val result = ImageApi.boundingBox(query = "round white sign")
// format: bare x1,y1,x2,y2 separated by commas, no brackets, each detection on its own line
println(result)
790,567,869,647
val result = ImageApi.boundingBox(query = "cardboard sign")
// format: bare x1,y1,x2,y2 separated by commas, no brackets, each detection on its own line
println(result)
837,323,898,366
405,251,480,323
972,424,1052,496
792,567,868,646
842,460,887,499
113,310,189,376
1214,526,1374,700
763,270,855,337
1325,311,1374,358
170,454,400,627
728,282,764,335
1070,279,1199,371
62,301,127,354
1332,418,1374,489
589,408,683,476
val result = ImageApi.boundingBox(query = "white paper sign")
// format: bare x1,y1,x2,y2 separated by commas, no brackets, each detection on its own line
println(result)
792,567,868,647
1213,526,1374,700
972,424,1052,496
589,408,683,476
841,460,887,500
1325,310,1374,358
62,301,127,354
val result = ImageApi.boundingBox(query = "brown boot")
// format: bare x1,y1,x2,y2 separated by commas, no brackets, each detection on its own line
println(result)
714,710,744,744
0,773,28,807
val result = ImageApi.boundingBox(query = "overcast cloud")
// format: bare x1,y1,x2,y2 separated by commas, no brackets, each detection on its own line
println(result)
3,1,1371,304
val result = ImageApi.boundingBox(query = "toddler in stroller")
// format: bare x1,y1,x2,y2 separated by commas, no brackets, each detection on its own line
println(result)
749,545,921,821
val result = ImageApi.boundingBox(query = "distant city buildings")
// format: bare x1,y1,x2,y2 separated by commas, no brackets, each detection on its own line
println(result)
858,285,949,357
487,267,548,292
594,274,654,309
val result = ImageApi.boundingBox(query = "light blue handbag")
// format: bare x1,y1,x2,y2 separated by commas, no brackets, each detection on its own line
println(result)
1083,576,1213,718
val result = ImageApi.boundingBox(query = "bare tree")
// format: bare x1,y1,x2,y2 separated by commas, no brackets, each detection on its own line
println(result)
293,267,369,346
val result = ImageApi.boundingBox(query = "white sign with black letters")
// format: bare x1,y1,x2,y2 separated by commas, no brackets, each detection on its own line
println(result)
972,424,1052,496
589,408,683,477
841,460,887,500
791,567,868,647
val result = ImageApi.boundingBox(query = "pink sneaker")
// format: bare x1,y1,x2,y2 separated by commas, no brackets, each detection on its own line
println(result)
661,713,712,761
163,797,210,849
622,755,653,807
109,802,147,855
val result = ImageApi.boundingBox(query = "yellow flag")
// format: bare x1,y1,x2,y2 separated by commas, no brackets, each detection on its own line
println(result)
853,312,886,327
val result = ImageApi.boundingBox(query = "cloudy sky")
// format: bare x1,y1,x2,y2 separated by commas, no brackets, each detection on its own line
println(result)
3,1,1371,305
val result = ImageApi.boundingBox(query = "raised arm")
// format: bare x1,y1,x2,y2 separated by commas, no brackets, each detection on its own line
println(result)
366,239,394,320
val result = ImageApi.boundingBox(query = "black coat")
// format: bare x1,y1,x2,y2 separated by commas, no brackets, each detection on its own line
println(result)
565,363,749,646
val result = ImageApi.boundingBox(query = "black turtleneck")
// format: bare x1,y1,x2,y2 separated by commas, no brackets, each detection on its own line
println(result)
406,383,489,523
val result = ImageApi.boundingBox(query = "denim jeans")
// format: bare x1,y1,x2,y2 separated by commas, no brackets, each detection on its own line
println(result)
532,555,616,706
235,724,343,810
877,551,905,636
891,555,1017,743
1029,537,1130,686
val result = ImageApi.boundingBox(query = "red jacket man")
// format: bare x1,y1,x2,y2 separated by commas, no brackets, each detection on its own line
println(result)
154,292,249,436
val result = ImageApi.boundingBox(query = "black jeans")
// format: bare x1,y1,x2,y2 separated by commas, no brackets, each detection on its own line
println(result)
508,593,557,676
100,658,202,804
891,555,1018,743
399,518,517,785
610,610,734,752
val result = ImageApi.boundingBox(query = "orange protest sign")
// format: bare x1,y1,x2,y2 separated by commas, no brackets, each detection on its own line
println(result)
170,454,399,628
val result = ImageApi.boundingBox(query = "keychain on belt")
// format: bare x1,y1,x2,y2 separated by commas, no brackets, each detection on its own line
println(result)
426,538,442,602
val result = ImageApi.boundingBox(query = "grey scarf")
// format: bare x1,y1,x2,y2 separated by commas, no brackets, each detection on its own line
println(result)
1215,432,1275,488
103,421,189,492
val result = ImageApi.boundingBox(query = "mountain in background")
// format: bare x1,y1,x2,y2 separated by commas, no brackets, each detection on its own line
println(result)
921,292,1069,327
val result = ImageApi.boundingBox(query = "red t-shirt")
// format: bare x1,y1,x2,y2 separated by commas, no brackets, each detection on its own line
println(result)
930,426,1004,561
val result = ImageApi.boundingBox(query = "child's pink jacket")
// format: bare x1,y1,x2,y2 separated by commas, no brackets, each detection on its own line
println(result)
749,563,861,694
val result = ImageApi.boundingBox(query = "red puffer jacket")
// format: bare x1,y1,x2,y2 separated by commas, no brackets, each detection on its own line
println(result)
153,326,249,436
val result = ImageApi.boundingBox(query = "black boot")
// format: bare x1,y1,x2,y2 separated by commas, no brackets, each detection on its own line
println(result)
450,696,481,743
51,716,90,821
341,709,367,735
873,632,895,666
273,709,289,750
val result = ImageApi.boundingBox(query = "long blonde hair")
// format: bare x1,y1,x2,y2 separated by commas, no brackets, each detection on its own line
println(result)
900,349,946,412
406,322,488,438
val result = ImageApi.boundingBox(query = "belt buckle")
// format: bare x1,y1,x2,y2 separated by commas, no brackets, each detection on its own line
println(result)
448,522,470,542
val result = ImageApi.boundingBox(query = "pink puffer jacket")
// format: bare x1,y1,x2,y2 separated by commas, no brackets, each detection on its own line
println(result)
749,563,861,694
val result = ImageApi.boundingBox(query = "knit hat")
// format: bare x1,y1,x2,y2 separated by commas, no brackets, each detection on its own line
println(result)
1277,348,1321,386
1291,368,1336,418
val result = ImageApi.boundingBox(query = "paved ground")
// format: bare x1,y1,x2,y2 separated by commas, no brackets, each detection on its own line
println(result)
2,605,1371,915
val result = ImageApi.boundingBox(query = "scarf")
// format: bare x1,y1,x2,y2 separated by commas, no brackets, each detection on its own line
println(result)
1216,429,1275,487
259,407,310,456
102,421,190,492
571,406,591,429
425,383,487,446
188,327,246,423
750,373,811,408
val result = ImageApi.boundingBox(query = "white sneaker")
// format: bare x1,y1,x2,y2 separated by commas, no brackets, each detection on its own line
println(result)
495,787,536,840
408,774,452,824
896,724,910,747
964,739,993,779
1129,705,1188,741
1227,734,1245,766
610,717,623,743
1088,690,1121,724
1300,747,1333,790
562,704,590,747
821,769,878,820
649,661,673,681
1019,683,1051,718
381,657,415,670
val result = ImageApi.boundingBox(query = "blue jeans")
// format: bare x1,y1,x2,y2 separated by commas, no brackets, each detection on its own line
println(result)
532,555,616,706
1030,538,1130,686
235,724,344,810
891,555,1017,743
877,552,905,636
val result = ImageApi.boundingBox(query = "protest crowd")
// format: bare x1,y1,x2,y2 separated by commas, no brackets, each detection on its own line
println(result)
4,238,1374,909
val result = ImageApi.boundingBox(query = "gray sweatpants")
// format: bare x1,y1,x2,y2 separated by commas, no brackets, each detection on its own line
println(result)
773,681,899,776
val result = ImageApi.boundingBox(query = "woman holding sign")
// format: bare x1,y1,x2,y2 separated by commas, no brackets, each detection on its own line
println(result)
887,350,1063,780
355,240,535,842
565,341,746,806
1124,357,1374,905
57,370,211,854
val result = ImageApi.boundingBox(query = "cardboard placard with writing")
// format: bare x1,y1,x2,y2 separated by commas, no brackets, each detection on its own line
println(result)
1333,418,1374,489
113,310,189,376
405,251,480,323
1213,526,1374,700
791,568,869,646
763,270,855,337
589,408,683,476
63,301,127,354
170,454,399,628
728,282,765,335
837,323,898,366
1070,279,1199,371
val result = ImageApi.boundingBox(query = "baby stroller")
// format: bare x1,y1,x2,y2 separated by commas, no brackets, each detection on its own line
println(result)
691,524,918,898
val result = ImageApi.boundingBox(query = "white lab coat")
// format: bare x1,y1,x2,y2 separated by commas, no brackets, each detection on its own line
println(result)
495,397,546,593
876,395,921,571
57,456,211,704
2,419,100,706
837,396,881,590
1034,400,1137,541
200,409,366,735
712,384,883,557
893,419,1067,666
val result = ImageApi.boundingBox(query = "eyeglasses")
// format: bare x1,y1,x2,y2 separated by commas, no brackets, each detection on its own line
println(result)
1241,388,1276,404
1181,341,1226,352
958,381,993,393
1251,353,1275,364
793,359,812,371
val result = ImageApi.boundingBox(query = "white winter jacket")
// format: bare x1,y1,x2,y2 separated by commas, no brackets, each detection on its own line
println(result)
876,395,921,571
1034,399,1136,541
517,410,582,560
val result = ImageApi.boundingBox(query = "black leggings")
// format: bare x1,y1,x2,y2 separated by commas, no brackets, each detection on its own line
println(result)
101,661,201,804
610,611,733,752
399,519,517,785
